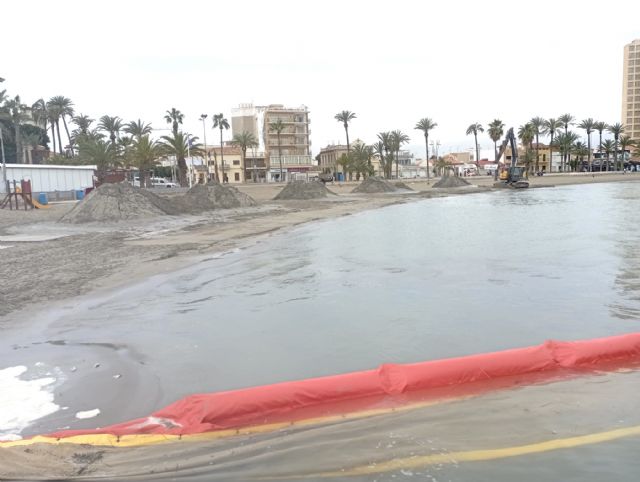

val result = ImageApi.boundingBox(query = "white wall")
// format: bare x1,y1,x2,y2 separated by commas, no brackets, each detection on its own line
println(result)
4,164,96,192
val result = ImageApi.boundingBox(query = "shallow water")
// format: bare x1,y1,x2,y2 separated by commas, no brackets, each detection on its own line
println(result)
2,182,640,478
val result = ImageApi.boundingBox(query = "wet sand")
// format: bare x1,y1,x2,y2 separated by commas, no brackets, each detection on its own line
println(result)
1,172,637,320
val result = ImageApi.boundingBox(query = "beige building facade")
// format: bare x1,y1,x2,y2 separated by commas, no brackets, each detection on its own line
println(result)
623,39,640,143
231,103,315,182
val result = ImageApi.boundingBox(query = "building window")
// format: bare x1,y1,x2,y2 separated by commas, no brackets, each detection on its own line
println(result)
233,160,240,166
234,173,240,181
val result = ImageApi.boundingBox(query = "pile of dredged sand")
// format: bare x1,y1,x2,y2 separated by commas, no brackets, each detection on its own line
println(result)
184,183,257,211
59,183,179,223
274,181,334,200
432,175,471,188
394,181,414,191
351,177,397,193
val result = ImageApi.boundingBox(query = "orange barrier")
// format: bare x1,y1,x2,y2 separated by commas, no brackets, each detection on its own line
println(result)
38,333,640,440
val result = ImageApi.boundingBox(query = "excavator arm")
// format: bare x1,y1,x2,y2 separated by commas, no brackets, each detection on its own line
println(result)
495,128,518,167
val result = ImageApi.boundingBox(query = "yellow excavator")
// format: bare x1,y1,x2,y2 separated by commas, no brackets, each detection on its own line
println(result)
494,128,529,189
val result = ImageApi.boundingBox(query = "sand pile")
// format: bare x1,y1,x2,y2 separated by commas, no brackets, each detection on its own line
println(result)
352,177,397,193
184,183,257,211
432,175,471,188
394,181,413,191
274,181,334,200
60,183,179,223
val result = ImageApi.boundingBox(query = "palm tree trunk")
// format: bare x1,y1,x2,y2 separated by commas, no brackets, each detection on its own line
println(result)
14,124,22,163
425,134,430,181
587,132,592,171
277,133,283,182
55,120,63,155
535,134,539,172
177,156,188,186
62,116,73,157
50,123,56,155
345,125,350,151
474,132,480,173
219,128,225,182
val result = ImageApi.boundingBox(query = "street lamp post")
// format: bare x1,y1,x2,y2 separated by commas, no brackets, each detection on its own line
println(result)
0,129,6,193
200,114,209,181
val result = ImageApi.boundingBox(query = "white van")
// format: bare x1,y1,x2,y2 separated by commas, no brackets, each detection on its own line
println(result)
151,177,178,188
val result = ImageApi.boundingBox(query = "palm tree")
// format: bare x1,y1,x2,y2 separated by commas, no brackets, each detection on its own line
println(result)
98,115,123,152
72,114,94,135
45,102,63,155
231,130,258,182
619,135,636,169
607,123,625,170
269,120,286,182
377,131,393,178
518,123,535,174
1,95,30,163
372,141,386,178
351,142,374,179
559,114,574,171
31,99,49,147
529,117,545,172
414,118,437,180
555,132,580,172
48,96,74,156
159,132,201,187
578,118,596,171
21,131,42,164
131,135,162,187
76,137,119,180
390,130,410,179
542,118,563,172
124,119,152,140
334,111,356,151
601,139,615,171
571,141,589,171
213,113,230,182
594,121,607,158
465,122,484,172
487,119,504,180
164,108,183,136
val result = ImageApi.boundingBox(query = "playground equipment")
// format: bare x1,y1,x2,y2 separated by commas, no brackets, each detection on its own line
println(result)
0,179,46,210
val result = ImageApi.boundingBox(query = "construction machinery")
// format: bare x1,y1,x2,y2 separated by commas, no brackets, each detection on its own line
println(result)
494,128,529,189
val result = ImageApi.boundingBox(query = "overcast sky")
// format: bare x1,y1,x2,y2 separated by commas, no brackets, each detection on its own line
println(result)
2,0,639,158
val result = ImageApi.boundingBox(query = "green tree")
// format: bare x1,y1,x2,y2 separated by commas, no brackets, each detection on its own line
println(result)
465,122,484,172
372,141,386,178
601,139,615,171
72,114,94,135
21,131,42,164
337,153,352,180
578,118,596,171
593,121,607,157
1,95,30,163
31,99,49,150
607,123,625,170
213,113,230,181
619,135,636,168
98,115,123,152
487,119,504,179
131,135,162,187
159,132,201,187
377,131,393,178
529,117,545,172
48,96,74,156
414,118,437,180
334,110,356,151
231,130,258,183
269,119,285,182
542,118,563,172
559,114,574,170
390,130,410,179
46,103,62,154
555,132,579,172
76,137,119,180
351,142,374,179
571,141,589,171
164,108,183,136
124,119,152,140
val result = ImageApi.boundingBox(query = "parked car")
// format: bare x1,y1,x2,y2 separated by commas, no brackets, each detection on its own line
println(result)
151,177,178,188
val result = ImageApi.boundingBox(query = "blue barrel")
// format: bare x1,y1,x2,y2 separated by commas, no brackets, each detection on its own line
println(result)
37,193,48,205
76,190,85,200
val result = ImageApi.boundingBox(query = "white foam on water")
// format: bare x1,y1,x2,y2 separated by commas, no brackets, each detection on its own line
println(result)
75,408,100,419
0,365,59,441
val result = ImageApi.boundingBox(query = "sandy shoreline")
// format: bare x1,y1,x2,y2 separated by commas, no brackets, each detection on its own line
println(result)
1,172,638,321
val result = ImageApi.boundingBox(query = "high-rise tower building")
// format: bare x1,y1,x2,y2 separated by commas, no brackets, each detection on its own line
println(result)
622,39,640,143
